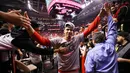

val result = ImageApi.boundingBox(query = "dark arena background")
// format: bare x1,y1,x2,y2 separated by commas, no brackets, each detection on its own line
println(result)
1,0,130,73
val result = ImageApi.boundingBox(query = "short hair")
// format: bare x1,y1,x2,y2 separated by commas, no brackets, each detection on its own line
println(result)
93,31,105,43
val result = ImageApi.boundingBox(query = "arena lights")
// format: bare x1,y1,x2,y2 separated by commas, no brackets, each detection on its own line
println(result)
27,0,31,9
27,0,39,13
56,14,64,20
81,0,93,8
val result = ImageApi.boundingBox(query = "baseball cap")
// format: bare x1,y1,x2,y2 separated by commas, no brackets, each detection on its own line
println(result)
118,31,130,41
118,31,129,37
64,22,75,30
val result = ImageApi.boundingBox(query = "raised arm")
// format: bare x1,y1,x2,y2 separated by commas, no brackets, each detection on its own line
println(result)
24,21,51,46
83,16,100,37
83,8,106,37
32,31,51,46
105,3,117,45
23,12,51,46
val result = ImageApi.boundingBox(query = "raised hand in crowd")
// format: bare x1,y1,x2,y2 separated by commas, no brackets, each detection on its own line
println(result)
22,11,35,36
98,7,107,18
21,11,32,29
104,3,118,22
104,2,111,15
0,10,31,26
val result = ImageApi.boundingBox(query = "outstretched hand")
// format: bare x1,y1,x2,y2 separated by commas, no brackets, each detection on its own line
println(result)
22,11,35,36
1,10,31,26
22,11,31,29
104,2,111,15
98,7,107,18
98,2,112,18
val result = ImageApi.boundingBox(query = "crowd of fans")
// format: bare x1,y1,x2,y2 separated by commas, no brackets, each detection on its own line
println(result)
0,0,130,73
